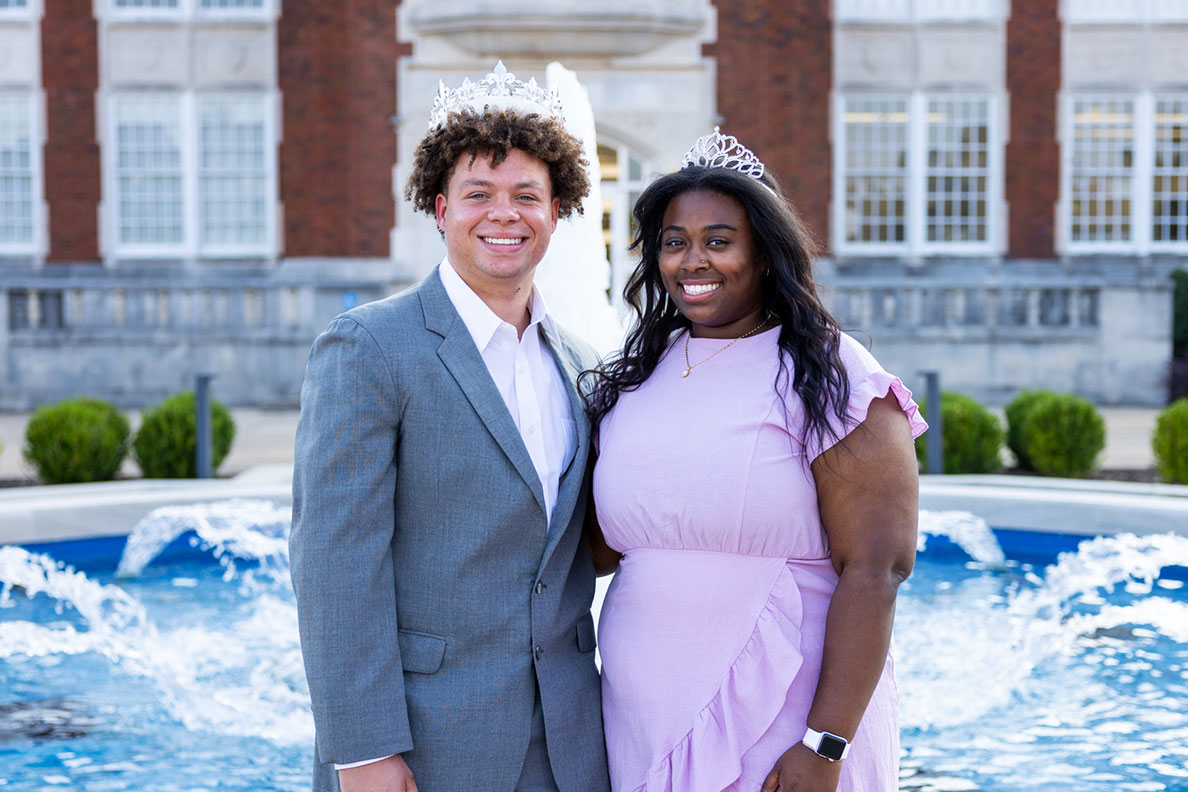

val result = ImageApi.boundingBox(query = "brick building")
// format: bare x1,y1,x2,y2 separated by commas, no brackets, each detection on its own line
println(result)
0,0,1183,407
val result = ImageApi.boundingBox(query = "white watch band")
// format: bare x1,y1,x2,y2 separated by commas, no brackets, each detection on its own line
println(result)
802,727,851,761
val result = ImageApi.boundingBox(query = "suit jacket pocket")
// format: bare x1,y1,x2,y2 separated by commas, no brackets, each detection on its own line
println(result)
398,629,446,674
575,613,596,653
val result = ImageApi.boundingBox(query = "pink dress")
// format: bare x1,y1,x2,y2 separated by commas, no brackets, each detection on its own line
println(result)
593,328,927,792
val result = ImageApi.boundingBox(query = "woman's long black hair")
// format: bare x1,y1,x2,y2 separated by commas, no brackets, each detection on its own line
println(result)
582,165,851,453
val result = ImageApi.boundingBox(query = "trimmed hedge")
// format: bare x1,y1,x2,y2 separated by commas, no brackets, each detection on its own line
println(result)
915,391,1004,474
1153,398,1188,484
1004,389,1050,471
1020,393,1105,478
133,391,236,479
22,398,131,484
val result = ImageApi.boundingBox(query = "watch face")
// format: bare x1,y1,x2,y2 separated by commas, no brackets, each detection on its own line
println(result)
818,733,847,761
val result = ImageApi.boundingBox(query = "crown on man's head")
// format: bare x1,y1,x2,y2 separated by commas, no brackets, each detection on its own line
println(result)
428,61,565,129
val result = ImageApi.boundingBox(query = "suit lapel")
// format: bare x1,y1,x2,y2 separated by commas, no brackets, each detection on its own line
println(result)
537,324,592,573
420,270,547,516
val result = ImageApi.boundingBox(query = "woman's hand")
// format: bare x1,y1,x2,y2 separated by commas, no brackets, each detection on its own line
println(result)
760,742,843,792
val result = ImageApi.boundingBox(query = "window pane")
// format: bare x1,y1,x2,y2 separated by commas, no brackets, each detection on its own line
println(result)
199,96,269,247
843,96,908,246
113,0,180,7
926,97,990,244
115,95,184,247
1154,97,1188,245
0,94,35,246
1069,97,1134,244
0,0,30,8
200,0,264,7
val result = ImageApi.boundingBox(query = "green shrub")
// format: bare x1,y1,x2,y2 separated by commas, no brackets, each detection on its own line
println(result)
1004,389,1052,471
1020,393,1105,478
22,398,131,484
1153,398,1188,484
133,391,236,479
915,391,1004,474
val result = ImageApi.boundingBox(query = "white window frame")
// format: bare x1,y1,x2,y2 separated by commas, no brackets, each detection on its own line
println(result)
105,0,274,23
833,91,1002,258
106,91,277,260
0,91,46,257
0,0,38,21
1062,91,1188,255
1064,0,1188,24
836,0,1005,23
599,140,651,309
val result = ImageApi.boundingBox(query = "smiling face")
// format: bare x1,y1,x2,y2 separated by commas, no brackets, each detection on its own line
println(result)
435,148,560,299
658,188,767,338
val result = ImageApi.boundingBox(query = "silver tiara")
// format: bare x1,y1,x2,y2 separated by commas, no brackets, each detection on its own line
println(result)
428,61,565,129
680,126,767,182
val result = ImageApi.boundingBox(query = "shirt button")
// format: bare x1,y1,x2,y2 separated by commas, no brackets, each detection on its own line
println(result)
534,645,543,660
527,424,537,435
534,581,544,595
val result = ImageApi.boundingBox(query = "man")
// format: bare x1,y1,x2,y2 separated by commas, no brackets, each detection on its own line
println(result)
289,64,610,792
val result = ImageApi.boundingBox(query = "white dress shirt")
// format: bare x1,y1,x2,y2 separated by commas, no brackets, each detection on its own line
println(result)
334,259,578,772
438,258,577,524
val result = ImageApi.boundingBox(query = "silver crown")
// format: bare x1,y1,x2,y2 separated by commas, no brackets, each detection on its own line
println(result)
428,61,565,129
680,126,767,182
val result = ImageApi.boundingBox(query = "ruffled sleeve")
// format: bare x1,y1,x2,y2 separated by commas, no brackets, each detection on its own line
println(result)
806,333,927,461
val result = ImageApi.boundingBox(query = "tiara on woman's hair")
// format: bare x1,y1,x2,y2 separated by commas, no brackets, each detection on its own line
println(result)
428,61,565,129
680,126,767,182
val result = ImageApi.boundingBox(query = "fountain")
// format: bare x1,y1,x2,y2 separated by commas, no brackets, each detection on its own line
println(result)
3,503,1188,790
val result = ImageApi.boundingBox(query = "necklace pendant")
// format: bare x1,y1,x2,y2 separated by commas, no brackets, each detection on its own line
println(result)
681,368,690,378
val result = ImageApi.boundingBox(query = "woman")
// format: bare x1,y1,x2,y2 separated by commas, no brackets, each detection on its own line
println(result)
584,129,927,792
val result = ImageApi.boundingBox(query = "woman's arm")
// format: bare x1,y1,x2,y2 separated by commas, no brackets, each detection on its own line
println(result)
582,459,623,576
762,394,920,792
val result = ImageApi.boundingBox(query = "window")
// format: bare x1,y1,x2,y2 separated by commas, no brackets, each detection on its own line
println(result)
836,93,999,256
1066,0,1188,23
0,0,33,17
1067,97,1133,247
836,0,1003,22
198,96,269,252
1064,93,1188,253
107,0,270,20
598,141,650,306
0,92,39,254
109,93,275,258
927,97,991,244
1154,97,1188,244
113,95,185,250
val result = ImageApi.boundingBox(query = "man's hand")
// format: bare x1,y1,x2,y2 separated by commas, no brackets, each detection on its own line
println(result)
338,755,417,792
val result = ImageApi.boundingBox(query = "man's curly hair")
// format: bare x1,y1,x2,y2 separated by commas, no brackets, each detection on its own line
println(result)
404,108,590,219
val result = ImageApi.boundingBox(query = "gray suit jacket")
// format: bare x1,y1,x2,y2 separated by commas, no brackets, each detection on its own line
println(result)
289,269,609,792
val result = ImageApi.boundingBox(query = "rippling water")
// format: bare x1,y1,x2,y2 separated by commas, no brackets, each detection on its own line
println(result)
1,502,1186,791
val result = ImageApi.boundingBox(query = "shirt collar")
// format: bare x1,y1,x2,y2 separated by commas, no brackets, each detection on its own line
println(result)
438,258,557,351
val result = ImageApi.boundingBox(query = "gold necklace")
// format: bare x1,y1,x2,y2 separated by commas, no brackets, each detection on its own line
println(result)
681,314,773,378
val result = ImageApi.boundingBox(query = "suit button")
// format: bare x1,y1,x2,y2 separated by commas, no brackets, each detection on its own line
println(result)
534,645,543,660
534,581,544,595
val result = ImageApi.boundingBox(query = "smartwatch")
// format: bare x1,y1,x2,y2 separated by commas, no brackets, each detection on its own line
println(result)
802,727,850,762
